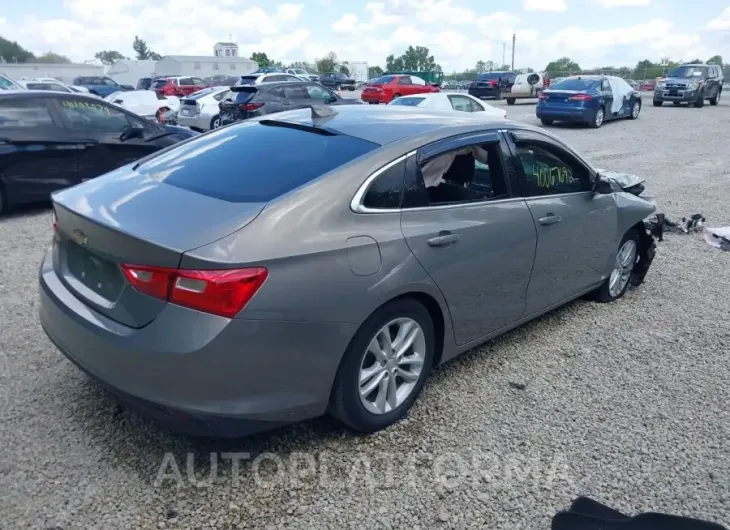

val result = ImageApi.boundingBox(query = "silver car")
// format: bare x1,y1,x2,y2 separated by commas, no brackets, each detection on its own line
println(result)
176,86,230,131
39,105,658,437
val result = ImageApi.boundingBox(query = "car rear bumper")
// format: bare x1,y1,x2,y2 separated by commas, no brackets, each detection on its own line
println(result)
177,113,211,130
468,87,500,99
536,106,593,122
653,88,698,102
360,92,388,103
39,246,357,436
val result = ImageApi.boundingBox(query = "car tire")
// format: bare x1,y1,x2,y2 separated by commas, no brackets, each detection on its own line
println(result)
628,100,641,120
592,229,640,303
694,91,705,108
329,298,435,433
653,99,663,107
710,89,721,106
540,118,554,126
589,106,605,128
210,115,221,130
506,98,516,105
673,101,681,106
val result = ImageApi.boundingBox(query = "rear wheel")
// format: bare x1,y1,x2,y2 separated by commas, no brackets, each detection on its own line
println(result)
506,98,516,105
673,101,681,106
589,106,605,128
710,89,721,105
540,118,554,126
628,100,641,120
209,115,221,130
329,298,434,433
593,229,639,303
653,99,663,107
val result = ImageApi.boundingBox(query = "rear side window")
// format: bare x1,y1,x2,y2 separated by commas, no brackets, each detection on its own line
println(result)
151,79,168,89
136,122,380,202
0,99,55,128
372,75,396,84
390,97,424,107
363,159,406,209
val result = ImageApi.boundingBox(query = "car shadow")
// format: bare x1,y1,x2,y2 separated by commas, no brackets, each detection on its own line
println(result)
0,201,51,222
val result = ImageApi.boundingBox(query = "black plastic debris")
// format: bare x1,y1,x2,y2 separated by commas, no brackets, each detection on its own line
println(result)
552,496,727,530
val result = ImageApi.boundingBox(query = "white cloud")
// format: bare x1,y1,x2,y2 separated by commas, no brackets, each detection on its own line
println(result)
524,0,567,12
707,8,730,31
390,25,427,45
332,13,360,33
602,0,650,5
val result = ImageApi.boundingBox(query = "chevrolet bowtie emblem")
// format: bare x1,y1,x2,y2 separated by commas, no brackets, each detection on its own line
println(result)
72,228,89,246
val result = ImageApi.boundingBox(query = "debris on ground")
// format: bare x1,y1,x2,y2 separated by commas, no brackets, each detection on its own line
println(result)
704,227,730,251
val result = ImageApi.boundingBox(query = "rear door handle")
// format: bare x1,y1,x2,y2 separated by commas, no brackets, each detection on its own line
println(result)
427,232,460,247
538,214,562,225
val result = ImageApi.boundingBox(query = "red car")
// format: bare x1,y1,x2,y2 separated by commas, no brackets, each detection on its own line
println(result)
639,80,656,91
151,76,209,97
361,74,439,104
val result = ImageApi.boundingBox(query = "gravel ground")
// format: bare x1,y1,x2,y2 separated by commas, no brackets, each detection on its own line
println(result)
1,96,729,530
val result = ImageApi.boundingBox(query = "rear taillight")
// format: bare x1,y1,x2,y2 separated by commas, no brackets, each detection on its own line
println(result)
569,94,593,101
239,102,264,112
120,265,268,318
52,211,58,238
544,77,551,87
538,93,549,100
488,80,497,87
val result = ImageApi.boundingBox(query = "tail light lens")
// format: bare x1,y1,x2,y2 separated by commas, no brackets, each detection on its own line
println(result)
538,93,549,100
569,94,593,101
120,265,268,318
488,80,497,87
51,211,58,239
544,77,551,87
239,102,264,112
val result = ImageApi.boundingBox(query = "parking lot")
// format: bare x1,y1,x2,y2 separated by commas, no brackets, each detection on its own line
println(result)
1,94,729,529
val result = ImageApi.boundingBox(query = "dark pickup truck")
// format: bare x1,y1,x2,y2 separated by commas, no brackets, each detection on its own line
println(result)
653,64,724,108
318,72,356,91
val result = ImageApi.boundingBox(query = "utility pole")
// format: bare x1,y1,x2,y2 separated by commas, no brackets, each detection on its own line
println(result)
502,43,506,66
511,33,516,71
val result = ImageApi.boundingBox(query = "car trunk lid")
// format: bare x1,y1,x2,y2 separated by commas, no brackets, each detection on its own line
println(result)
51,168,265,328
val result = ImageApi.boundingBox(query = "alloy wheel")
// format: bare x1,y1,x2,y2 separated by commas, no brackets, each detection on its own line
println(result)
358,317,426,415
632,102,640,118
608,240,637,298
595,108,605,127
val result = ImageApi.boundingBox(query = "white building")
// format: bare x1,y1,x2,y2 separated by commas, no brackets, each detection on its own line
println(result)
155,55,257,79
107,60,157,87
0,62,104,85
342,61,369,82
214,42,239,58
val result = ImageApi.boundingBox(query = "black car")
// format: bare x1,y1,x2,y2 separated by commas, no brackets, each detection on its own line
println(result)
468,71,517,100
0,91,198,216
653,63,724,108
319,72,356,91
204,75,240,87
136,75,176,90
217,80,361,126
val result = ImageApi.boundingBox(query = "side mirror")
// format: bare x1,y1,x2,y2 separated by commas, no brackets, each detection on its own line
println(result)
119,126,144,142
591,174,614,194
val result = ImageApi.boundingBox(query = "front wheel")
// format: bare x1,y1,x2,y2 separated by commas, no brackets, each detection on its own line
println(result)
592,229,639,303
628,100,641,120
329,299,434,433
209,115,221,130
694,92,705,108
710,89,721,105
506,98,516,105
589,106,605,128
540,118,554,126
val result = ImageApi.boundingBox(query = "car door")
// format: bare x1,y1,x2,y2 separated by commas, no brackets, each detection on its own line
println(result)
53,96,161,179
396,76,413,95
708,66,720,97
302,84,341,105
399,131,537,345
504,129,618,313
599,78,615,118
0,96,85,203
280,84,311,109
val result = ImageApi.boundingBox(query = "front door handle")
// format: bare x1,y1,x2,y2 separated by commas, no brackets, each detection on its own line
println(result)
538,214,562,225
427,231,459,247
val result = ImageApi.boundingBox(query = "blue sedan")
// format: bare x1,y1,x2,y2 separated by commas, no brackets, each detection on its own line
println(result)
536,76,642,128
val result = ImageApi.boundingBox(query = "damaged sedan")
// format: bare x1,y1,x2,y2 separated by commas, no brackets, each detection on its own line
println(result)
39,106,660,437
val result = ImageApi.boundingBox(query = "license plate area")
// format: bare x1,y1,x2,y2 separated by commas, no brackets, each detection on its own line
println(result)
66,241,124,302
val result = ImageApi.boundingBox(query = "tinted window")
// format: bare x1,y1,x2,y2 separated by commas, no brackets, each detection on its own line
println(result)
151,79,169,89
178,78,193,86
397,76,412,85
551,78,599,91
390,97,424,107
192,78,206,86
363,159,406,209
135,122,379,202
514,143,590,196
102,78,117,86
667,66,708,78
304,84,334,101
372,75,396,84
477,73,501,81
282,85,308,99
0,99,55,128
237,76,259,85
213,90,229,101
137,78,152,89
58,99,131,132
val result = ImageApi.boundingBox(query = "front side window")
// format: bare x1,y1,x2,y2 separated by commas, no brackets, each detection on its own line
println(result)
0,99,55,128
102,78,117,86
178,78,193,86
304,84,333,101
362,159,406,209
58,99,130,132
449,95,474,112
513,142,590,197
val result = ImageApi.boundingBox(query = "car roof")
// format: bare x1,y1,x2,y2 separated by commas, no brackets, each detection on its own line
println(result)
0,90,100,100
251,104,521,145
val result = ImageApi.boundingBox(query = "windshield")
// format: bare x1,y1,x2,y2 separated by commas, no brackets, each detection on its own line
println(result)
0,75,24,90
390,97,425,107
667,66,708,78
551,78,600,91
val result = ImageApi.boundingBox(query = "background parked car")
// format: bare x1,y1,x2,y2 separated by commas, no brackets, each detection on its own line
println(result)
285,68,318,82
0,91,197,215
503,72,550,105
235,73,303,85
389,93,507,119
319,72,356,91
251,67,283,74
468,71,517,100
136,75,176,90
18,78,97,97
218,80,360,126
361,74,440,104
0,74,25,91
639,80,656,91
72,76,134,97
177,86,230,131
204,75,240,87
151,76,209,97
104,90,180,123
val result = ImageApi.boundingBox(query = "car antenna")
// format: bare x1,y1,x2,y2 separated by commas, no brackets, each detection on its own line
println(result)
309,104,337,125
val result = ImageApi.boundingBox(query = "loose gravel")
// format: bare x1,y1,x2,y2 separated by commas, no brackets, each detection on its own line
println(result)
1,95,729,530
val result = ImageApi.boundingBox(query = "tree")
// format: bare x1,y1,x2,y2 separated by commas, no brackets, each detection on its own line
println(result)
386,46,441,72
250,52,271,67
475,60,487,73
34,52,71,64
339,64,350,75
132,36,161,60
315,51,338,73
385,54,405,71
707,55,723,65
288,60,315,71
94,50,127,65
0,35,35,63
545,57,581,75
368,65,383,78
688,58,703,64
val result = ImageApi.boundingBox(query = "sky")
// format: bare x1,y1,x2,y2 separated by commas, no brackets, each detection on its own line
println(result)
1,0,730,72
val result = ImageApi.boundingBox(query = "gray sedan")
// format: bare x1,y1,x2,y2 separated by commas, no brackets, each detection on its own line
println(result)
39,105,658,436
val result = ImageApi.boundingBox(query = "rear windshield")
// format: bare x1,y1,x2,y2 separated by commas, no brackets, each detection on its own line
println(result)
135,122,380,202
477,73,502,80
237,76,259,85
187,87,218,100
390,97,424,107
372,75,396,84
151,79,169,89
551,78,600,91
